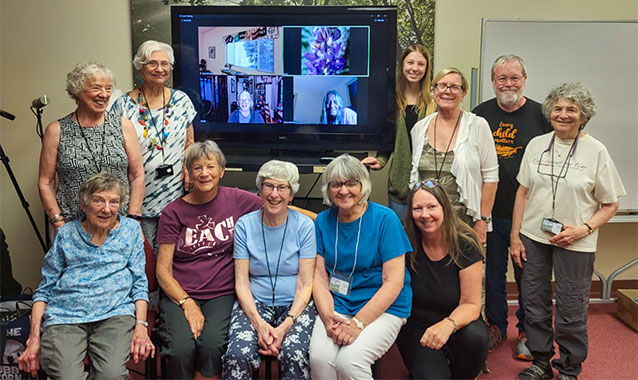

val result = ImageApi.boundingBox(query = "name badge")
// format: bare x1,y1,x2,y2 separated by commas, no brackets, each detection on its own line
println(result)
541,218,563,235
329,271,353,296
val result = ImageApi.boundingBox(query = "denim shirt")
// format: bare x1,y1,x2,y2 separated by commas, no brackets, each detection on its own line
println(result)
33,217,148,329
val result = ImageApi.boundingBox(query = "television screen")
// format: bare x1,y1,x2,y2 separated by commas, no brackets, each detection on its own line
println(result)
171,6,397,158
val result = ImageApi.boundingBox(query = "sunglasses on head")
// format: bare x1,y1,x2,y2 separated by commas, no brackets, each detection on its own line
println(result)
412,179,439,190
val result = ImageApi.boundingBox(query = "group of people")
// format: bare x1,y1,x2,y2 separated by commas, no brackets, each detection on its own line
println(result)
16,38,624,380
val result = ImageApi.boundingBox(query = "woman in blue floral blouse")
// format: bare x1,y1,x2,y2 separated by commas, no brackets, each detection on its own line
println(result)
18,173,153,379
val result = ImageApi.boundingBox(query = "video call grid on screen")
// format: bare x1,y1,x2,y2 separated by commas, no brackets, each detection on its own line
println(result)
197,25,369,126
174,9,394,137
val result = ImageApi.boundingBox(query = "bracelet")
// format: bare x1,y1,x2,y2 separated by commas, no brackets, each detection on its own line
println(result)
127,214,142,221
445,317,458,333
49,213,65,225
584,223,593,235
351,316,365,330
286,313,297,323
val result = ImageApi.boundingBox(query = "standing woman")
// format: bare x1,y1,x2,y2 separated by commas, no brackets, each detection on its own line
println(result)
409,68,498,244
38,62,144,233
362,44,435,221
511,82,625,380
111,40,196,252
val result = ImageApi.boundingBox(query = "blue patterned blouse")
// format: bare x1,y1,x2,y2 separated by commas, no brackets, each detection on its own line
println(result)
33,217,148,329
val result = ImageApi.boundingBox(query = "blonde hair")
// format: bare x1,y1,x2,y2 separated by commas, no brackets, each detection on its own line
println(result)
432,67,469,92
396,44,433,117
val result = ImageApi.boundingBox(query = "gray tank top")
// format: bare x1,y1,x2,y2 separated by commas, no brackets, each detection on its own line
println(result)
55,112,129,221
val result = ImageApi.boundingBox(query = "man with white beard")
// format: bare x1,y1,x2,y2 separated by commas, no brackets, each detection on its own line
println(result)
473,54,551,361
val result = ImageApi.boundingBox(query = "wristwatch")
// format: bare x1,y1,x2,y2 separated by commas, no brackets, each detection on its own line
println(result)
136,320,148,327
351,317,365,330
179,296,192,307
480,216,492,224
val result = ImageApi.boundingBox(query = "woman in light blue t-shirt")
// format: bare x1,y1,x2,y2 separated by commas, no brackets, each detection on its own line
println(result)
221,160,317,380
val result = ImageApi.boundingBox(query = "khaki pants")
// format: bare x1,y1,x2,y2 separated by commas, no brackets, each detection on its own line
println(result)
40,315,134,380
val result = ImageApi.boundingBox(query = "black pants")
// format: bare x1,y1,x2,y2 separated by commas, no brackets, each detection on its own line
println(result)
396,319,488,379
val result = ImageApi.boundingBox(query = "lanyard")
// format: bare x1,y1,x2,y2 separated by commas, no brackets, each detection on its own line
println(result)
432,112,461,179
545,133,579,217
261,209,289,307
333,203,367,278
141,87,167,162
75,111,106,173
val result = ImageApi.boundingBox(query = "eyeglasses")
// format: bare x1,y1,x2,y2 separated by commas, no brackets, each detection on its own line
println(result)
434,83,464,94
262,183,291,193
145,61,172,69
328,179,360,191
494,76,524,85
90,197,120,208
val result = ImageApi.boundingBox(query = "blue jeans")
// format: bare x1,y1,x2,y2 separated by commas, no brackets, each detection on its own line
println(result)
485,216,525,335
388,199,408,223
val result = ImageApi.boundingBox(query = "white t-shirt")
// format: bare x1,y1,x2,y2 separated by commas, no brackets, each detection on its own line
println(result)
517,132,625,252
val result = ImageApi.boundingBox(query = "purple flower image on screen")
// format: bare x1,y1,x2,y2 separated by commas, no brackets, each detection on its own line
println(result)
301,26,350,75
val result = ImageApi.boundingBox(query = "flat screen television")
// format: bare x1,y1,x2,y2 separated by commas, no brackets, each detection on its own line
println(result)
171,6,397,162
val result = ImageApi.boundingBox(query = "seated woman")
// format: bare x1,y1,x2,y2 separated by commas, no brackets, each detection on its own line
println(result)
227,91,265,124
309,153,412,379
18,173,153,379
222,160,317,380
397,179,487,380
319,90,357,125
156,140,263,380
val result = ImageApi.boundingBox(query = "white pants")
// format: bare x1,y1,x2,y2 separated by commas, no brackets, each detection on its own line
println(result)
309,312,405,380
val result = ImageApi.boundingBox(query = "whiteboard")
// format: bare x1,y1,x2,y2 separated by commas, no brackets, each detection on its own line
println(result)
479,20,638,212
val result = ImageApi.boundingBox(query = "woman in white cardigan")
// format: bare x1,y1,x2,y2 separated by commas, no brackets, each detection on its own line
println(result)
409,67,498,244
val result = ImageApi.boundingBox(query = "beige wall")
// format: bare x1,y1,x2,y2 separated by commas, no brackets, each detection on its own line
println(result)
433,0,638,281
1,0,636,290
0,0,133,289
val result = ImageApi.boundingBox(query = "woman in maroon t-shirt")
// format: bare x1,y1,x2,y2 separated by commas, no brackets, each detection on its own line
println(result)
156,140,262,380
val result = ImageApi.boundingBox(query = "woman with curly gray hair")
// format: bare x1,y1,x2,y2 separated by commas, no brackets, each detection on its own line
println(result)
309,153,412,379
38,62,144,234
510,82,625,380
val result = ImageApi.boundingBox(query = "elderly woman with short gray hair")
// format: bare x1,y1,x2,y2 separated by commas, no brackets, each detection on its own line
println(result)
156,140,262,380
221,160,317,380
19,173,153,379
510,82,625,380
38,62,144,234
309,153,413,379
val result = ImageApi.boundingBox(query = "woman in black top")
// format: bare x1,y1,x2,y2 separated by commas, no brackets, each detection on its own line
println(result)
397,179,488,379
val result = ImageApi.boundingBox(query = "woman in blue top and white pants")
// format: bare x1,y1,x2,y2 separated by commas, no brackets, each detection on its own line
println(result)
309,154,413,379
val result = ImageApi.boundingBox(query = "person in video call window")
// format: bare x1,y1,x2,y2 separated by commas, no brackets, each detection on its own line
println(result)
228,90,265,124
320,90,357,125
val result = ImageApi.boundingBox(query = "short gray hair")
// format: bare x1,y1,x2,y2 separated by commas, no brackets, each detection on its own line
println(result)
491,54,527,79
133,40,175,70
542,82,597,128
256,160,300,194
321,153,371,206
185,140,226,172
78,173,128,208
65,62,116,102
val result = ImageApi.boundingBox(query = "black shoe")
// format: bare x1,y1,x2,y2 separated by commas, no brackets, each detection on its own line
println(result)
518,364,553,380
556,374,577,380
487,324,505,352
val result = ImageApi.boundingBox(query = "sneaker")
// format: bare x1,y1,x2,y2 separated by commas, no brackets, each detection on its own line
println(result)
518,364,553,380
514,332,534,361
557,374,577,380
487,325,505,352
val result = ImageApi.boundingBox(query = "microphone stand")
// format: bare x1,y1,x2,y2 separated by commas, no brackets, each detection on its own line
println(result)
0,141,47,253
31,105,49,247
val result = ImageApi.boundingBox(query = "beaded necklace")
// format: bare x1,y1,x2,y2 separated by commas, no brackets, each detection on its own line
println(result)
137,87,173,156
